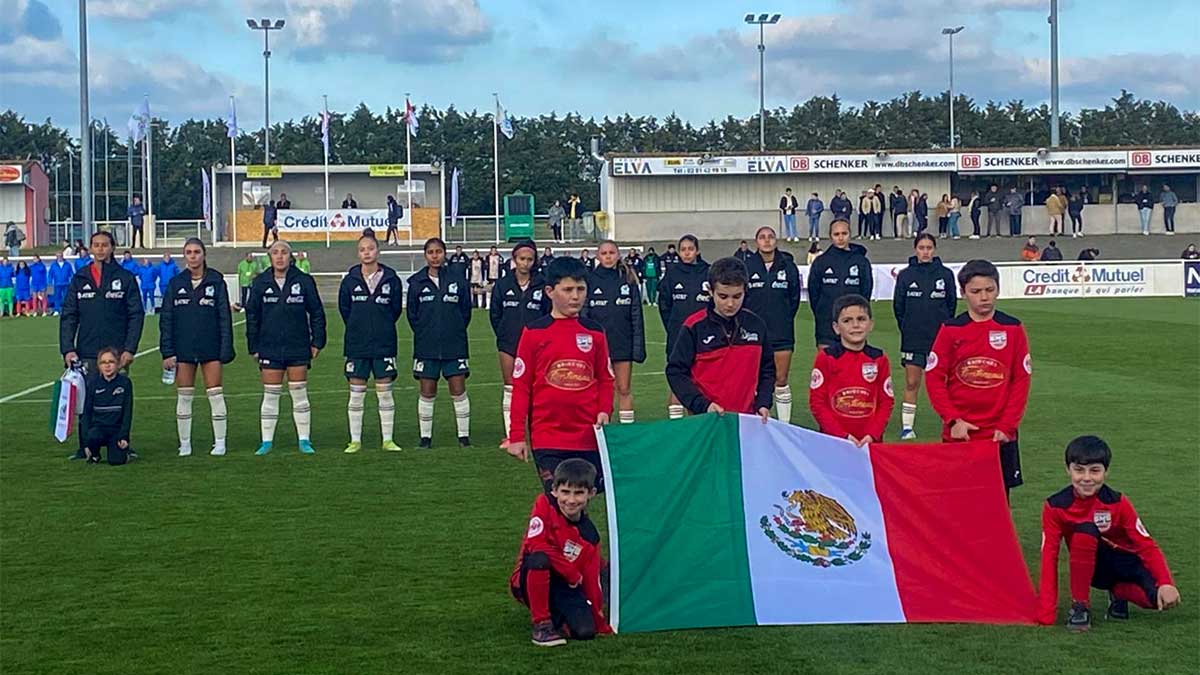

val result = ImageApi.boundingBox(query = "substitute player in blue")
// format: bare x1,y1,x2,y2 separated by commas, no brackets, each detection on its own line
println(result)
137,258,158,314
156,253,180,313
49,252,74,315
29,255,48,316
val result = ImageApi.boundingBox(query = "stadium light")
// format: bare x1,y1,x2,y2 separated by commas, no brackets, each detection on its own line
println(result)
1048,0,1060,147
941,26,964,150
78,0,93,237
744,12,782,153
246,17,287,165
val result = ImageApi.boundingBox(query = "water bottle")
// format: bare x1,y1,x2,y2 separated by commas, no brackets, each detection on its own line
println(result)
162,365,176,385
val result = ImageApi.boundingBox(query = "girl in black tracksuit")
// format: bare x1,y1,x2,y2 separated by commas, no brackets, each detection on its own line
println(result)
586,240,646,424
81,348,135,465
488,241,549,449
657,234,710,419
892,233,957,440
159,238,234,457
338,235,404,452
743,226,802,423
807,219,873,348
246,241,327,455
407,237,474,448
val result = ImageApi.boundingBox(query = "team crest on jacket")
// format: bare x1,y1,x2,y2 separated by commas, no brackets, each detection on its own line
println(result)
448,282,458,294
849,265,858,276
759,489,871,568
777,270,787,281
861,363,878,383
575,333,593,353
1093,510,1112,533
112,279,122,290
533,290,543,300
620,284,630,295
562,540,583,562
935,278,945,290
205,285,215,297
291,283,301,295
988,330,1007,349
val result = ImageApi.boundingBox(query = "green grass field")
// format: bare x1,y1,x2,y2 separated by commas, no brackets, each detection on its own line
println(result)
1,298,1197,674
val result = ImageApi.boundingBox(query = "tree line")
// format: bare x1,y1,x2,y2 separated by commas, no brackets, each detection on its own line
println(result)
1,90,1197,221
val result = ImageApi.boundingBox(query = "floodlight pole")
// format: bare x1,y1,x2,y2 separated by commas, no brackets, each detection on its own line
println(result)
1049,0,1060,147
78,0,93,237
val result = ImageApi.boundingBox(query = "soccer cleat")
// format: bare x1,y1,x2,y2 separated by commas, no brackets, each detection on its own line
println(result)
382,440,402,452
458,436,472,448
344,441,362,454
210,445,226,457
1106,593,1129,620
499,439,510,450
1066,602,1091,632
254,441,273,456
69,450,87,461
178,446,192,457
127,449,139,460
418,437,433,449
531,621,566,647
298,440,316,455
899,428,917,440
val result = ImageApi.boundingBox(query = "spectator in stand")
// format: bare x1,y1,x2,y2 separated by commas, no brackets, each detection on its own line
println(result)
1078,247,1100,261
805,192,824,242
1045,186,1066,237
1181,244,1199,260
1160,184,1178,235
890,186,908,238
566,193,583,238
5,221,24,256
342,193,358,209
984,184,1004,237
1068,188,1086,238
548,200,565,242
948,193,962,240
914,192,929,234
1040,239,1064,262
830,189,852,229
1133,185,1153,235
127,196,147,248
872,184,887,240
277,193,292,209
806,241,821,265
1004,186,1024,237
262,200,279,248
1020,236,1040,262
734,241,751,261
385,195,403,246
935,194,951,239
967,190,982,239
779,188,800,242
856,190,870,239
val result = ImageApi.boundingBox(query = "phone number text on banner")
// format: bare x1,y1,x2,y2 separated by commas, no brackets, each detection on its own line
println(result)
276,209,410,232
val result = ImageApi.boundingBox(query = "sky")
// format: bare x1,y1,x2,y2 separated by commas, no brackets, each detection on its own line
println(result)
2,0,1198,136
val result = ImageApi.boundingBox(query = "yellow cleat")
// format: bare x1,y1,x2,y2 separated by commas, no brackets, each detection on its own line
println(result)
382,440,402,452
343,441,362,454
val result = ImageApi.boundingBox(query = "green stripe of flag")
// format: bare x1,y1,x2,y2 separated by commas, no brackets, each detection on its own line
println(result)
601,413,755,632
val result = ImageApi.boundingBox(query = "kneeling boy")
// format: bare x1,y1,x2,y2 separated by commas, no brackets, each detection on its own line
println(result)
1038,435,1180,631
808,294,894,446
510,459,611,646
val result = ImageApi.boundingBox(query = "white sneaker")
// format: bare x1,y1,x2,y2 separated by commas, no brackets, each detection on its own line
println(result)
969,235,979,240
178,446,192,457
1166,231,1175,235
210,445,226,456
1143,231,1149,236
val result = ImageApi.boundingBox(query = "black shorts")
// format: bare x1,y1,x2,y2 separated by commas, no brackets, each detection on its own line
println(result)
769,339,795,353
534,449,605,494
258,357,311,371
1000,439,1023,489
412,357,470,381
511,555,596,638
1090,543,1159,602
345,357,398,381
900,351,928,368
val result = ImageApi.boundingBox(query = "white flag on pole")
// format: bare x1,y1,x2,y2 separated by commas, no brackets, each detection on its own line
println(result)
201,169,211,228
497,100,514,140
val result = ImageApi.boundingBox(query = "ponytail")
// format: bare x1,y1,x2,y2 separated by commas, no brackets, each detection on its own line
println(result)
600,240,639,286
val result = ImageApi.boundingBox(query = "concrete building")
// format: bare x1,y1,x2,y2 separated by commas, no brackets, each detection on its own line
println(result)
0,160,50,247
602,147,1200,241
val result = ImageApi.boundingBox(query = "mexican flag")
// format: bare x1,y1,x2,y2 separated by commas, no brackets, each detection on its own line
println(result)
49,368,86,442
596,414,1037,633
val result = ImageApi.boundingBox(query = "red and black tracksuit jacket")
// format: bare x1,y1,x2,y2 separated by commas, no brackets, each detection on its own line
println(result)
808,343,894,441
1037,485,1173,624
665,307,774,415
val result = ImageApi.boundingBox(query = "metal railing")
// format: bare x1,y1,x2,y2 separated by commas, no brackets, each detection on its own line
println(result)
444,213,603,244
48,219,212,249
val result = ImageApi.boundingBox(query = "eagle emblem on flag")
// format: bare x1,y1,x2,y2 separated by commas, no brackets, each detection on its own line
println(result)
759,489,872,568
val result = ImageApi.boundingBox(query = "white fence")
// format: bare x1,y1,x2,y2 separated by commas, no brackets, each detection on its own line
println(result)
49,219,212,249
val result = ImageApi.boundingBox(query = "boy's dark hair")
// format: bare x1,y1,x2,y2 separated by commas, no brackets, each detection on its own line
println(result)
957,259,999,291
709,256,748,289
553,458,597,489
832,293,872,320
1065,435,1112,468
544,255,588,289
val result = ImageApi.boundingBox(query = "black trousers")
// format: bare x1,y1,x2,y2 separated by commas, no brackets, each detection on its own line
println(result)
86,427,130,465
131,225,145,248
240,286,251,307
1164,206,1176,232
262,227,278,248
971,212,981,236
512,554,596,639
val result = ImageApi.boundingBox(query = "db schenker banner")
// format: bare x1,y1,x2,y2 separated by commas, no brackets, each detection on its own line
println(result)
276,209,410,232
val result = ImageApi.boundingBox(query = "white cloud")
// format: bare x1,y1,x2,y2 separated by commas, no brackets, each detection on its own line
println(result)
91,0,207,21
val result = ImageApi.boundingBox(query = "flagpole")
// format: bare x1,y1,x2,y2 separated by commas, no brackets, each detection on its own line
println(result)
323,94,330,249
492,92,500,244
144,95,154,243
405,93,413,226
229,96,236,246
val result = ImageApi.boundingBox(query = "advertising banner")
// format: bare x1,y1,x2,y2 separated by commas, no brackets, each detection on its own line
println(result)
246,165,283,179
1183,262,1200,298
276,208,410,233
0,164,23,183
956,151,1126,173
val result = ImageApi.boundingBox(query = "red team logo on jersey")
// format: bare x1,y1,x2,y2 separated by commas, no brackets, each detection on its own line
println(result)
833,387,875,418
575,333,593,353
1093,510,1112,533
545,359,595,391
861,363,878,383
988,330,1007,350
955,357,1006,388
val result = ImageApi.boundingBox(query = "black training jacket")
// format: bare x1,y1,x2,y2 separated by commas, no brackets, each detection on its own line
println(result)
406,266,472,360
59,259,145,359
159,267,234,364
657,258,710,357
82,371,134,440
338,263,403,359
743,250,801,350
489,272,549,356
584,265,646,363
807,244,873,346
245,264,327,361
892,256,957,354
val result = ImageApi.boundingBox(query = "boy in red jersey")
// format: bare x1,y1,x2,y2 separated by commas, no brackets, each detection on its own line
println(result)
508,256,614,492
665,257,773,421
510,459,612,646
809,294,894,446
1038,436,1180,631
925,259,1031,493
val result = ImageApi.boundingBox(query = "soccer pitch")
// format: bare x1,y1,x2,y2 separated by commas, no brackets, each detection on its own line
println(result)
1,298,1197,674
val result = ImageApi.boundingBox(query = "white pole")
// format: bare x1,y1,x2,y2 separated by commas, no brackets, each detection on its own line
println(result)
405,93,413,222
145,103,154,243
493,92,501,244
323,94,330,249
439,164,446,241
229,130,236,246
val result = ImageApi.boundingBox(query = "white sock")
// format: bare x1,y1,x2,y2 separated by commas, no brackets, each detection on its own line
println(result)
376,383,395,443
176,387,194,452
348,384,367,443
289,382,312,441
668,404,685,420
619,410,635,424
902,402,917,429
774,385,792,423
206,386,227,450
261,384,283,442
502,385,513,438
418,396,435,439
453,393,471,438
